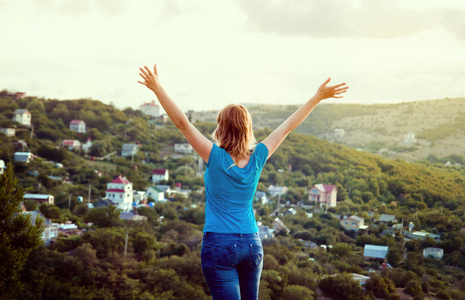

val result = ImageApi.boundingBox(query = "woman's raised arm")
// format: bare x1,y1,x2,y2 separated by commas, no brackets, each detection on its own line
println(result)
262,78,348,158
138,65,213,163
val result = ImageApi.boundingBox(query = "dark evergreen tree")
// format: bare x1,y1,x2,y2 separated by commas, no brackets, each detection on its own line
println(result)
0,163,44,299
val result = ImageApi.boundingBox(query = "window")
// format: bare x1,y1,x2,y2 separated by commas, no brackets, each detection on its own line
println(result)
120,194,122,199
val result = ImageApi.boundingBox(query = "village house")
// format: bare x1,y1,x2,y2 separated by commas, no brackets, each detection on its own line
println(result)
174,143,193,154
377,214,397,224
403,132,416,145
340,215,369,232
13,109,31,126
139,100,161,117
26,211,58,246
0,91,26,100
13,140,28,152
363,244,389,260
152,168,169,184
14,152,34,163
23,193,55,205
273,218,290,235
146,186,166,202
257,221,274,239
69,120,86,133
58,222,81,237
104,175,133,211
92,198,116,208
254,191,269,205
133,191,147,205
0,159,4,175
423,247,444,260
62,139,81,150
82,137,93,152
334,128,345,138
121,143,139,157
309,184,338,208
120,212,148,221
0,128,15,137
351,274,371,286
174,182,192,198
268,185,288,198
406,230,441,242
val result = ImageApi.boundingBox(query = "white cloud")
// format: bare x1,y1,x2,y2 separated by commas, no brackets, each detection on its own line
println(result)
236,0,465,40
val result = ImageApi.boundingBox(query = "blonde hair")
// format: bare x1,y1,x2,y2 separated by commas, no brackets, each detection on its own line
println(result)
212,104,257,161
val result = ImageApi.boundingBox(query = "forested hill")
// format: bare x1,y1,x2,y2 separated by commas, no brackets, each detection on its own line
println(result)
2,92,465,299
1,92,464,226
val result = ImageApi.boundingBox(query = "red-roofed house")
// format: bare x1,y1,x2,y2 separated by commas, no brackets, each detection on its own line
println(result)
105,175,133,211
69,120,86,133
309,184,338,207
139,100,160,117
152,168,169,184
62,139,81,150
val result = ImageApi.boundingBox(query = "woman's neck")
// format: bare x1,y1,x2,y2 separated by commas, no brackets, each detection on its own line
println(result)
230,153,250,168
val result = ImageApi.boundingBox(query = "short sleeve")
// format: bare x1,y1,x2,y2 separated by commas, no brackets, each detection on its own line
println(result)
254,143,269,169
206,144,220,168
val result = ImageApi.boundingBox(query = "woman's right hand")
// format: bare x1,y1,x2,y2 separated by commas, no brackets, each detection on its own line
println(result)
138,64,161,93
315,78,349,101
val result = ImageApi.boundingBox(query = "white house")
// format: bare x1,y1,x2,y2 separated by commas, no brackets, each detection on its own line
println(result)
120,212,148,221
423,247,444,260
105,175,133,211
309,184,338,208
254,191,269,205
0,159,5,175
174,143,193,154
364,244,389,259
133,191,147,205
146,186,166,202
62,139,81,150
257,221,274,239
26,211,58,245
341,215,369,231
69,120,86,133
23,193,55,205
268,185,288,198
404,132,416,143
82,137,93,152
407,231,441,242
13,109,31,126
139,100,160,118
0,128,15,137
152,168,169,184
14,152,34,163
121,143,139,157
334,128,345,138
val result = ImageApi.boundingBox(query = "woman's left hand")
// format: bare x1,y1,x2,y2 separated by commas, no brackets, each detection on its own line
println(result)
138,65,161,93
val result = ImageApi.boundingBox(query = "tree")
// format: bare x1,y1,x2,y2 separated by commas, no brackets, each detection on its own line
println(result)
85,206,121,228
0,163,44,299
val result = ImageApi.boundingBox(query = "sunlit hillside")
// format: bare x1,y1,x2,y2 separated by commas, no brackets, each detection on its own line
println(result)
246,98,465,163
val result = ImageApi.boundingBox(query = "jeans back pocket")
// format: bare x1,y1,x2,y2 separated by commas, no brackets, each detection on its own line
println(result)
248,243,263,271
212,244,237,269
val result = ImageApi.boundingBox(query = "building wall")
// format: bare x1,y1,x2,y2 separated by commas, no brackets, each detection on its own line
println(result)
14,113,31,126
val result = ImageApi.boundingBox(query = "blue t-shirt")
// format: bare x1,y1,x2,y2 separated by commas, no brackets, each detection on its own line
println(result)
203,143,269,233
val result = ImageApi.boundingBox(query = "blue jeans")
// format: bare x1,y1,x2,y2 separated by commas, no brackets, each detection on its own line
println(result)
201,232,264,300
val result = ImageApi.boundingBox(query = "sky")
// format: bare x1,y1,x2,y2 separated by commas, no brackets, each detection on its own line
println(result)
1,0,464,112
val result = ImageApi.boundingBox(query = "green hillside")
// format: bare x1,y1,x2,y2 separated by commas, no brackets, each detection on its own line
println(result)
1,92,465,299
